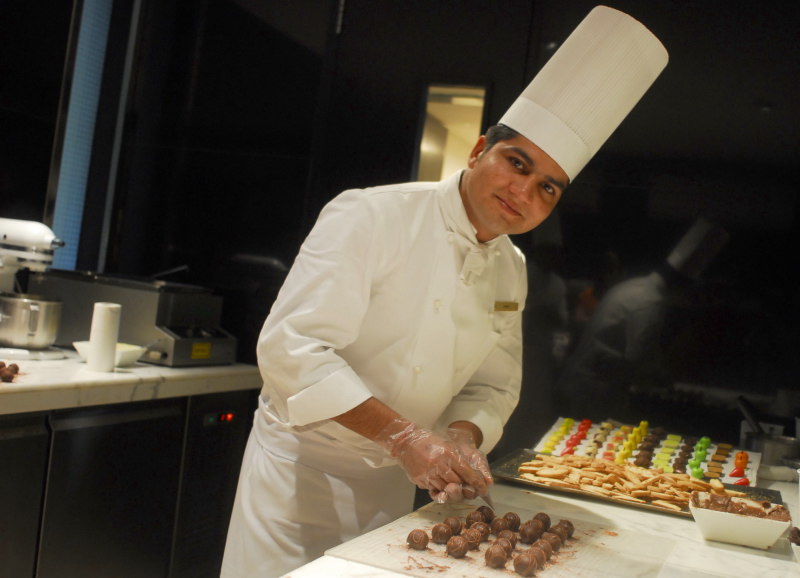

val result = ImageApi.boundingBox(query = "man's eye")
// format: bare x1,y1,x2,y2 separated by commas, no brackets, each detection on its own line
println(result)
543,183,555,195
509,157,523,170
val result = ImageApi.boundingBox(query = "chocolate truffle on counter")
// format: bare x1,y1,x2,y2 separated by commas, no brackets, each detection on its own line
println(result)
462,527,482,550
526,545,547,568
512,551,538,576
476,505,496,522
547,523,568,543
532,537,553,559
484,543,508,569
431,522,453,544
497,529,517,548
443,515,463,536
555,519,574,539
518,519,544,544
445,535,469,558
490,516,510,536
406,529,429,550
503,511,521,532
470,521,490,541
494,537,514,556
533,512,551,531
465,510,485,527
541,531,562,551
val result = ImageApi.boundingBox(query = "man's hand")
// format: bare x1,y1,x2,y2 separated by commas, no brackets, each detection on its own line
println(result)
381,421,489,499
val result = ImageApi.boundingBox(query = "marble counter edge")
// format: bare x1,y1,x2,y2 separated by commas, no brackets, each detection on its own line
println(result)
1,359,262,415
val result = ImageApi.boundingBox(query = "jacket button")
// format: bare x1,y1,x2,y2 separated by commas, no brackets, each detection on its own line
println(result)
413,366,422,374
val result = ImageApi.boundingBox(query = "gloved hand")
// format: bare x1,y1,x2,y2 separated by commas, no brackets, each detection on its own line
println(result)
443,427,493,501
378,419,489,502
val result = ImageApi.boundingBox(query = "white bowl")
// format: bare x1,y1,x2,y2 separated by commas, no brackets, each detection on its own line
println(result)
689,492,791,550
73,341,146,367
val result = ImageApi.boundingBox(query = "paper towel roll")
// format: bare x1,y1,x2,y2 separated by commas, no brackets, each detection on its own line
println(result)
87,302,121,372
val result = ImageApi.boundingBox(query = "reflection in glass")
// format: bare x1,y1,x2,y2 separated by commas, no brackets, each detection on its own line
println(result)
415,85,485,181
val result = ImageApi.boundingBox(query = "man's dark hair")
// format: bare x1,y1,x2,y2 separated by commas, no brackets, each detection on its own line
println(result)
484,124,520,151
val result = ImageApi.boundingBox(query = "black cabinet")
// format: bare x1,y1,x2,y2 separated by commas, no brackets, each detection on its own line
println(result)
0,413,50,577
0,387,257,578
37,399,185,578
170,389,257,578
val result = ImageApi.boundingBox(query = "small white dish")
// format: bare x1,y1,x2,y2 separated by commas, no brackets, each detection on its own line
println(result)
73,341,146,367
689,492,791,550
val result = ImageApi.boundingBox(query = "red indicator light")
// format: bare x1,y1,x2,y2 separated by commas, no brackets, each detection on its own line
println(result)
219,412,235,422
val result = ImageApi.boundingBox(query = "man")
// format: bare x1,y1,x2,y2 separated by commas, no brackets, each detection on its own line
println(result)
222,7,667,577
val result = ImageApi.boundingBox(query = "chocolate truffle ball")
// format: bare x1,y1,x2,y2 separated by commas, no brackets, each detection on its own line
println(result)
490,516,509,535
465,510,485,527
443,515,463,536
445,535,469,558
513,551,538,576
526,545,547,568
431,522,453,544
548,523,568,543
494,537,514,556
484,543,508,569
462,527,482,550
533,512,551,531
541,531,562,551
406,529,428,550
497,529,517,548
470,521,490,542
555,519,575,539
532,537,553,559
476,505,496,522
503,511,521,532
518,519,544,544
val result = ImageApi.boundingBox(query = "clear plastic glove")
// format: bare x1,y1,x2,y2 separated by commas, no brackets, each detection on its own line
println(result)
425,428,493,504
378,419,488,500
447,427,493,487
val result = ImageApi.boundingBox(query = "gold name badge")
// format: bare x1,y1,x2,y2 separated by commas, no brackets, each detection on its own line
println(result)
494,301,518,312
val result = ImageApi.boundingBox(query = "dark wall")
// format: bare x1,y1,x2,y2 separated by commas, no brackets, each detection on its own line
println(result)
0,1,74,220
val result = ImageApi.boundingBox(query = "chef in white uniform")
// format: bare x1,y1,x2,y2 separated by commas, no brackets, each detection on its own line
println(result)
221,7,668,577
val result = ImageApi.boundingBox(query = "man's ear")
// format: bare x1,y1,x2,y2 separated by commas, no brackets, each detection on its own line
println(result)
467,135,488,168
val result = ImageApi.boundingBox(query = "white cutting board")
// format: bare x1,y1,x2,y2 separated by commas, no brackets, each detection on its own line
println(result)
326,498,676,577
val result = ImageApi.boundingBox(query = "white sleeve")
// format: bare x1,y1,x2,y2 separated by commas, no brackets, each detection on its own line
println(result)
256,190,391,427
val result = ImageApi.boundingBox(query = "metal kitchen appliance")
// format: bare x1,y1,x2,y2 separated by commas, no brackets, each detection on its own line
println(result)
0,218,66,356
0,218,64,293
30,269,237,367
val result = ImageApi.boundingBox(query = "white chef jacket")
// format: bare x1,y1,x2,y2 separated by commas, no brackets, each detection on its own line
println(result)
258,169,525,457
222,171,525,577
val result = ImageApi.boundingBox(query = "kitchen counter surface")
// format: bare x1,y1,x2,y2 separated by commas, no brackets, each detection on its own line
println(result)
282,476,799,577
0,350,261,415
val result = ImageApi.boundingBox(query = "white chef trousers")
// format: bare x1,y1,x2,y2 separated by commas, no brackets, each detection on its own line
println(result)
221,409,415,578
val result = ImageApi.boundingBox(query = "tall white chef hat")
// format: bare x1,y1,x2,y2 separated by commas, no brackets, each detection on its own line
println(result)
498,5,668,181
667,218,729,280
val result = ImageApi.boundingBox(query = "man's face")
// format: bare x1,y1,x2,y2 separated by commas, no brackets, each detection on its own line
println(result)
459,134,569,242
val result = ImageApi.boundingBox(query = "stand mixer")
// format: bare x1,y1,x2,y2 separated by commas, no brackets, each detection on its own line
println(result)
0,218,65,359
0,217,64,293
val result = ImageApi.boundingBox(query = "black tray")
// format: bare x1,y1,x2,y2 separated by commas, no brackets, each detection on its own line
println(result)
491,448,783,520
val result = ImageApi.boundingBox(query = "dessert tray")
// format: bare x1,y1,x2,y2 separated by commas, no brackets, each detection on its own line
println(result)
491,448,780,519
491,417,773,519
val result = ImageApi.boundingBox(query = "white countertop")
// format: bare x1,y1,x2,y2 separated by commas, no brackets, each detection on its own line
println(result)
283,477,800,577
0,350,262,415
